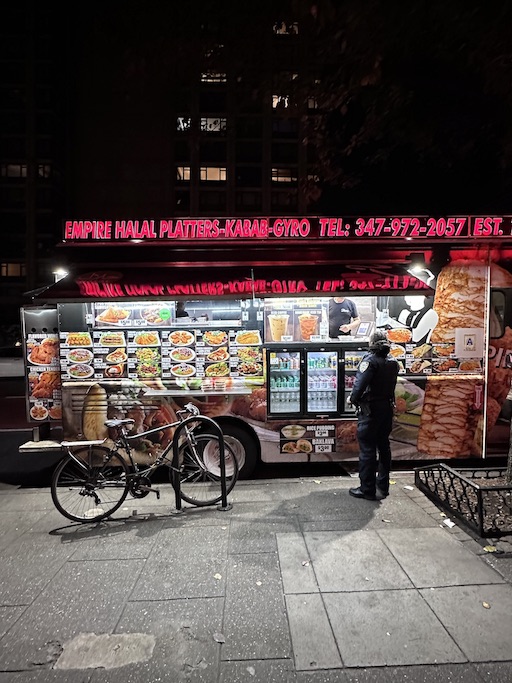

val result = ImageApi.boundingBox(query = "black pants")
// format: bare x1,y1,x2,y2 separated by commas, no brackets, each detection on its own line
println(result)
356,402,393,495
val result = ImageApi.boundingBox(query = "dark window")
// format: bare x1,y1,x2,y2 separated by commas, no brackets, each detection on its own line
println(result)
175,190,190,211
200,141,226,162
271,191,298,210
235,166,262,187
236,141,262,163
199,91,227,111
235,117,263,138
235,192,262,211
174,140,189,161
199,191,226,210
272,117,298,138
271,142,298,164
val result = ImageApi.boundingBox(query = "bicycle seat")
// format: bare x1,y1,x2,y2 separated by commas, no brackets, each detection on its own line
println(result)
104,418,136,428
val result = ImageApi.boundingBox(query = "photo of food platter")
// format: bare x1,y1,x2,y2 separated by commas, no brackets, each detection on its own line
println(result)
105,348,128,364
235,330,261,346
409,359,431,373
136,362,160,378
99,332,126,347
389,344,406,359
68,363,94,379
170,363,196,377
206,346,229,362
67,348,94,364
282,439,313,453
237,346,262,362
203,330,228,346
411,343,432,359
205,361,229,377
134,331,160,346
168,330,195,346
281,424,306,439
30,404,49,421
238,361,263,376
66,332,93,347
140,306,171,325
104,364,126,378
432,359,458,373
48,404,62,420
458,359,482,372
27,338,60,366
95,306,131,325
432,344,455,357
386,328,412,344
170,347,196,363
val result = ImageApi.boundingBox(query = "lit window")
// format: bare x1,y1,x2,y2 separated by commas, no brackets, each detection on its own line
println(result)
176,166,191,181
38,164,51,178
201,72,227,83
307,97,318,109
200,117,227,133
1,164,27,178
200,166,226,181
307,174,320,182
271,168,297,183
177,117,191,132
272,95,289,109
273,21,299,35
1,262,25,277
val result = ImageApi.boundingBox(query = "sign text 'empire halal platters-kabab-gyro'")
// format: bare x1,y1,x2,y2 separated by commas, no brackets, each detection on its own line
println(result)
63,216,511,242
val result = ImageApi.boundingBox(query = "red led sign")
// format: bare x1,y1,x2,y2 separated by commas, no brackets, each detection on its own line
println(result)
63,216,512,243
75,273,429,299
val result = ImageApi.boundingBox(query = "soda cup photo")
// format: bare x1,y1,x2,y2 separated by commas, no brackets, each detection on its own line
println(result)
298,313,319,341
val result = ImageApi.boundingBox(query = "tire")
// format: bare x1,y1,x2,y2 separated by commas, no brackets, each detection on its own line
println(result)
217,423,259,479
51,446,130,523
171,433,239,507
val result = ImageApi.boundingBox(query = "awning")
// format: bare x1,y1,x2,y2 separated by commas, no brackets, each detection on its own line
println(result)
29,264,434,303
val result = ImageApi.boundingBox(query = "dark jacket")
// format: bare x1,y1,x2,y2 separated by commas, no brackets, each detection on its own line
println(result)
349,351,399,407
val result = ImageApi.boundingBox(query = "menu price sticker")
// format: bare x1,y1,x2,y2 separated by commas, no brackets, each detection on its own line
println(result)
279,422,336,454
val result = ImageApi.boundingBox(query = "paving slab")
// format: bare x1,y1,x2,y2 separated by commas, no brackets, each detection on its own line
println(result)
378,527,506,587
420,584,512,662
286,593,342,670
340,663,486,682
277,532,319,593
475,662,512,682
220,659,297,683
0,559,144,670
0,511,54,551
303,530,413,592
130,525,229,600
323,589,466,667
90,597,223,683
222,552,291,660
0,672,93,683
229,512,300,553
0,534,79,605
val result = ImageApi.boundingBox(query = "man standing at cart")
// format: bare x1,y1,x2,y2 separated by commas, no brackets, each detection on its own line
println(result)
328,297,361,338
348,330,399,500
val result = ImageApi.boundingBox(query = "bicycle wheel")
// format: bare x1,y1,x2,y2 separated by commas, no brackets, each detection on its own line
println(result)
172,433,239,506
51,446,130,523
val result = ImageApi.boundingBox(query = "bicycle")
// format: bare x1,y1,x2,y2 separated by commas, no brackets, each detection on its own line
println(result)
51,402,238,523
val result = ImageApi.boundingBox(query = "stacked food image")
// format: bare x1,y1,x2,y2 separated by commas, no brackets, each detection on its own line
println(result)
96,331,127,378
167,329,196,379
417,261,487,458
60,331,95,380
27,334,62,421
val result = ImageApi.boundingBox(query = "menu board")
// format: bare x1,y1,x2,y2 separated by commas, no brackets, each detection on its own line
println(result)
385,329,482,375
26,333,62,421
93,302,174,327
60,323,264,385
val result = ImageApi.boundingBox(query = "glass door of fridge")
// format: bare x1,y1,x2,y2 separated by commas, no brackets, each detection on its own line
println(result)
343,349,367,413
306,349,338,414
267,349,301,415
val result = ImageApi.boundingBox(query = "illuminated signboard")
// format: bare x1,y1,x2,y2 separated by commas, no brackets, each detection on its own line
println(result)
67,270,430,299
63,216,512,242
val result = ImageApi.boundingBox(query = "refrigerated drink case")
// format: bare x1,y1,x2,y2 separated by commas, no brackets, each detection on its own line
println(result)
306,349,339,414
343,349,367,413
267,350,301,415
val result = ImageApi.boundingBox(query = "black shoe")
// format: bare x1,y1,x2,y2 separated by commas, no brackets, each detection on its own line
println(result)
376,487,389,499
349,487,376,501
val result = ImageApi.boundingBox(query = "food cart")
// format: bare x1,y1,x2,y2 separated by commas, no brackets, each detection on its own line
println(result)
20,215,512,477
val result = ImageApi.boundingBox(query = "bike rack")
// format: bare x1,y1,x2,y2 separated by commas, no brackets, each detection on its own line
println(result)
171,416,232,512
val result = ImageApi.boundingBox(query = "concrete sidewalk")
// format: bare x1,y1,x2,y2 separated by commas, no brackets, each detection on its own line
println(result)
0,473,511,682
